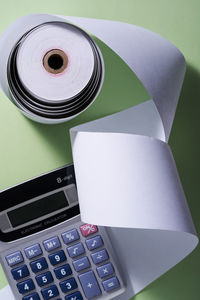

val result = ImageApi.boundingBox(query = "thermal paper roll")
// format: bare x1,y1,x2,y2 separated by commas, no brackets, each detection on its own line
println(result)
7,21,104,123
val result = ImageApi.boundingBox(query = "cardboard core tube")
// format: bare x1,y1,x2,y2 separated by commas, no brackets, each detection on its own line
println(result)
43,49,68,74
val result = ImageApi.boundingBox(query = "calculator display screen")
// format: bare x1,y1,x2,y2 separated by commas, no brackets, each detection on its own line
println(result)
8,191,69,228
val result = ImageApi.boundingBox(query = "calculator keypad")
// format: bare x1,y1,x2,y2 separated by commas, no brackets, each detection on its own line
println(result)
5,222,123,300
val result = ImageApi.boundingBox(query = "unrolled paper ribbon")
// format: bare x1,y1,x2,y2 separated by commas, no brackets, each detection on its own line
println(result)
0,14,198,300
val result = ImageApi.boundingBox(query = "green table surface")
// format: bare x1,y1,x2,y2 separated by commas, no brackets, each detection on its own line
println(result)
0,1,199,299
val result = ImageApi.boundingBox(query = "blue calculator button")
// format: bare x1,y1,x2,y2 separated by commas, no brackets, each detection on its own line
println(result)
24,244,42,259
43,237,61,252
36,271,54,287
97,262,114,278
23,292,40,300
11,264,29,280
86,235,103,251
65,291,83,300
54,264,72,279
17,278,35,294
60,277,77,293
102,276,120,291
30,257,48,273
73,256,90,272
67,242,85,258
6,251,23,267
48,250,66,266
62,229,80,244
41,285,59,300
91,249,109,265
78,270,101,299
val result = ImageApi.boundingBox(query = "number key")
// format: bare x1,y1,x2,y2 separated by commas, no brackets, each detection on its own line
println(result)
48,250,66,266
54,264,72,279
36,271,54,287
30,257,48,273
41,285,59,300
17,279,35,294
23,293,40,300
11,264,29,280
59,277,77,293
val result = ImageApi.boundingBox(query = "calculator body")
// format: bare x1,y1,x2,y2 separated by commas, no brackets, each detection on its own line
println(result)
0,165,125,300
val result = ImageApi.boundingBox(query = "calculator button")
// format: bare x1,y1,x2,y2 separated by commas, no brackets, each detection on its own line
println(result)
97,263,114,278
11,264,29,280
80,224,98,237
6,251,23,267
102,276,120,291
62,229,80,244
30,257,48,273
91,249,109,264
86,235,103,251
54,264,72,279
41,285,59,300
67,242,85,258
73,256,90,272
23,292,40,300
48,250,66,266
24,244,42,259
65,291,83,300
43,237,61,252
36,271,54,287
17,278,35,294
78,270,101,299
59,277,77,293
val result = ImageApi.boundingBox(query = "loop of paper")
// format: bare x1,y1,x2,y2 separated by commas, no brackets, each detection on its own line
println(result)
67,16,198,299
0,14,198,300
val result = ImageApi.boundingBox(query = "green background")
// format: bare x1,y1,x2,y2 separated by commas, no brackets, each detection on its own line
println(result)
0,1,199,299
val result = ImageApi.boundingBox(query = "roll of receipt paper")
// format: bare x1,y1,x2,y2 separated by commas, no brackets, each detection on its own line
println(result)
5,20,103,123
0,14,198,300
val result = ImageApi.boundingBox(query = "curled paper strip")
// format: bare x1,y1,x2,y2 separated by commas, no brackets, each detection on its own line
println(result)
0,14,198,300
67,16,199,299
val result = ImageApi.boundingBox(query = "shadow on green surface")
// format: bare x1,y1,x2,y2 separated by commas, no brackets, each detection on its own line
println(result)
133,64,200,300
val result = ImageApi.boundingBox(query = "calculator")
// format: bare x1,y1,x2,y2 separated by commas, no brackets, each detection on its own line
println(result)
0,165,125,300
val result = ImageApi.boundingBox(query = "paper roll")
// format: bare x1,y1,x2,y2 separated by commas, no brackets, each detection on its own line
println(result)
0,14,198,300
5,21,104,123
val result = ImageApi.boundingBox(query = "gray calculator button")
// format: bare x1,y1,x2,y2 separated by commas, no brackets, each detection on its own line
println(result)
62,229,80,244
67,242,85,258
91,249,109,265
78,270,101,299
6,251,24,267
97,263,114,278
86,235,103,251
73,256,90,272
43,237,61,252
24,244,42,259
102,276,120,291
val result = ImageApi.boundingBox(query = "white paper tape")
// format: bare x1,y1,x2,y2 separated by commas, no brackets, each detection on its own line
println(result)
67,16,198,299
1,16,104,124
0,14,198,300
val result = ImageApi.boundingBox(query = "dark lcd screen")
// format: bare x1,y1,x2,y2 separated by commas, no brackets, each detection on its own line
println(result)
8,191,69,228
